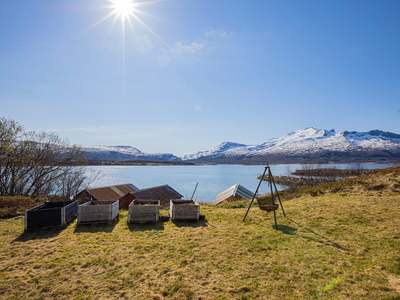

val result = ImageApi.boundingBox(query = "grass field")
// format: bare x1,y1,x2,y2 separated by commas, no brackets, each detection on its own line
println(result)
1,168,400,299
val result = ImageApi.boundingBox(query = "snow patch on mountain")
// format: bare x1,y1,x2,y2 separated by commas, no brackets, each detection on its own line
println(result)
342,130,400,142
181,142,247,160
180,127,400,160
79,145,181,161
80,145,143,155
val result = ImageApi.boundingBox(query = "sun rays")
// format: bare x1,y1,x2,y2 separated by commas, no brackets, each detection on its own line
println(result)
81,0,172,120
110,0,134,18
84,0,171,48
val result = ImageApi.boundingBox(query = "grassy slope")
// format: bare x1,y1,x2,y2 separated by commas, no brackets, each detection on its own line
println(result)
1,169,400,299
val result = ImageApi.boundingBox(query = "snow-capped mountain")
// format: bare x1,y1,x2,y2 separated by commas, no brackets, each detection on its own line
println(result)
78,128,400,163
181,142,247,160
80,145,181,161
180,128,400,163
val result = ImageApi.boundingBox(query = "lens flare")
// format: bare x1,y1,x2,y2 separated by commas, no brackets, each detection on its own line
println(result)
111,0,133,19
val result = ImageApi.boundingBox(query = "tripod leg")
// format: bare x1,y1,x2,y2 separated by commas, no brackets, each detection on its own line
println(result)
271,171,286,218
243,166,267,221
269,168,278,230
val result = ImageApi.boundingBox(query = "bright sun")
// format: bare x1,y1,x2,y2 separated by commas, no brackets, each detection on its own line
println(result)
111,0,134,18
86,0,170,52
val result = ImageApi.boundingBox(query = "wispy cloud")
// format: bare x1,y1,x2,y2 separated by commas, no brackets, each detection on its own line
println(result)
171,29,229,56
174,41,213,55
204,29,228,37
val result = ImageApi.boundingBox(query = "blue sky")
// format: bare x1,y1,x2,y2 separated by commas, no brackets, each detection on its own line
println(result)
1,0,399,156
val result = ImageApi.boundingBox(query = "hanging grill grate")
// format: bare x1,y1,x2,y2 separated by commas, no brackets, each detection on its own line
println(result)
257,199,279,212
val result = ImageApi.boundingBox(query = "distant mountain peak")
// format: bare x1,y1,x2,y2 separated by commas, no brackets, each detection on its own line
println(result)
78,144,180,161
214,141,247,150
342,130,400,141
77,127,400,164
180,127,400,163
181,141,247,160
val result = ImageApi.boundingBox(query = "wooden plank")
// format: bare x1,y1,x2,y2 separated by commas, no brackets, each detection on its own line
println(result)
132,200,160,205
173,207,199,212
111,201,119,220
128,215,158,223
173,214,198,220
175,209,198,215
130,206,159,214
61,206,65,225
128,213,158,223
129,212,158,217
26,203,46,212
170,201,174,219
65,200,78,212
26,209,62,228
78,212,110,223
65,201,78,223
173,215,198,220
79,205,110,214
173,206,199,212
111,209,118,221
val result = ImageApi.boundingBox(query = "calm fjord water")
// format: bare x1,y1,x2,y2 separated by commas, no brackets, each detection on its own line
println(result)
86,164,394,203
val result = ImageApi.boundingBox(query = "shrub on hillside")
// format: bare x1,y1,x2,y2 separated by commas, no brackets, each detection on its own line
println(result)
0,196,46,218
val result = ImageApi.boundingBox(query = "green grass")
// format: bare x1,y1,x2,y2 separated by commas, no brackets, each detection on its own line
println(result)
220,202,258,209
260,165,400,202
0,191,400,299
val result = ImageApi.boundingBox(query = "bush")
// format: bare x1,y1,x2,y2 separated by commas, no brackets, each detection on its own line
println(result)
0,196,45,218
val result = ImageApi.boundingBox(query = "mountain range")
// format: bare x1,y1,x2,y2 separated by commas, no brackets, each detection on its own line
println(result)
80,128,400,164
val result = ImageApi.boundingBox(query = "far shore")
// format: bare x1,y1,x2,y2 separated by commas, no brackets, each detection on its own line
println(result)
72,160,397,166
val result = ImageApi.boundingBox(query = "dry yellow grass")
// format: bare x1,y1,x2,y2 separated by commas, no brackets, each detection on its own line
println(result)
1,167,400,299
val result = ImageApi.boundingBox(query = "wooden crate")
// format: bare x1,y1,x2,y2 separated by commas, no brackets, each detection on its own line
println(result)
77,200,119,224
127,199,160,223
170,199,200,221
25,200,78,230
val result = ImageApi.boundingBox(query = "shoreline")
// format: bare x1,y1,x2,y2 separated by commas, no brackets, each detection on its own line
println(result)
73,161,397,166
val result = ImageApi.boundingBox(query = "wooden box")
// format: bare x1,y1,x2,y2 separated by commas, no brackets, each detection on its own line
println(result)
170,199,200,221
25,200,78,230
77,200,119,224
127,199,160,223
